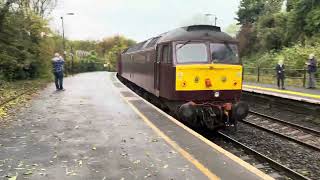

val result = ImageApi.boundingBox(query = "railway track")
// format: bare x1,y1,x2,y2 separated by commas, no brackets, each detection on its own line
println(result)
242,111,320,152
216,131,310,180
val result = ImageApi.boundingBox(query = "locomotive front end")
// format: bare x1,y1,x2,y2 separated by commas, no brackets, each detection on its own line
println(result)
174,41,249,130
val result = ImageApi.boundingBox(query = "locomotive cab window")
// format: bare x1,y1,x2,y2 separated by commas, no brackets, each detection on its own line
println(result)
176,43,208,64
210,43,239,64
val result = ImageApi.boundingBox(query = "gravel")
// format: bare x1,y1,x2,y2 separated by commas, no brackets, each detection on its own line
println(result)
222,123,320,180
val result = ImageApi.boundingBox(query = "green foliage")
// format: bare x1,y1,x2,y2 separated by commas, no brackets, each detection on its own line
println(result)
99,36,136,71
237,0,320,70
237,0,265,24
0,1,135,80
256,13,288,51
1,11,46,80
243,43,320,69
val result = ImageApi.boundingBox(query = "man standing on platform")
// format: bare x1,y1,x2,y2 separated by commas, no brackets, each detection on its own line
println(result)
276,59,285,90
52,53,65,91
306,54,317,89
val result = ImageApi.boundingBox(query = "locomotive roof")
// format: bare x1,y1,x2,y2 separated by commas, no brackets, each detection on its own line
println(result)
157,25,237,43
124,25,237,54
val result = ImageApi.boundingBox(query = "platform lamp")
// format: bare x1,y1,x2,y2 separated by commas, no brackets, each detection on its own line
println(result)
60,12,75,74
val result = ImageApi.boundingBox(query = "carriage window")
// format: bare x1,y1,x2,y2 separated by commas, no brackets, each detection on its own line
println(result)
176,43,208,63
210,43,239,64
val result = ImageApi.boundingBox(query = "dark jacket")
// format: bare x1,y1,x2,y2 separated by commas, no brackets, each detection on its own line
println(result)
307,58,317,73
52,57,65,73
276,64,285,79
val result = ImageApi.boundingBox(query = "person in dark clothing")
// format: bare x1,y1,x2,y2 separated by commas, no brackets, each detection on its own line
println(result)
52,53,65,91
306,54,317,89
276,59,285,89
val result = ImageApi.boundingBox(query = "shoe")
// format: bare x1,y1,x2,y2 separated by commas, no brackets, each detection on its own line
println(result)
282,87,286,90
60,88,66,91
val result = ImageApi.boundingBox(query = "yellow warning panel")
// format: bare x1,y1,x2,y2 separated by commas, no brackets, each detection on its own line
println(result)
175,64,243,91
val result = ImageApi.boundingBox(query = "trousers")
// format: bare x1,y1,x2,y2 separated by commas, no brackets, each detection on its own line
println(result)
308,72,316,88
54,71,64,90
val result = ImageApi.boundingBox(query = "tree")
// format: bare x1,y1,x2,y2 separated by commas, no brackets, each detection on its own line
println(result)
101,36,136,71
236,0,265,25
15,0,57,17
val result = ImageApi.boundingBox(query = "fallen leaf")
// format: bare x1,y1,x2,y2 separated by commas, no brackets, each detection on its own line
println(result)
17,162,23,167
163,164,168,169
78,160,82,167
23,170,33,175
92,147,96,150
14,168,25,170
144,173,152,178
133,160,140,164
151,139,158,142
8,175,17,180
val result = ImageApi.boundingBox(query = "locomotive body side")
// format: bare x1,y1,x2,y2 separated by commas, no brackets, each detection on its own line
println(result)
120,48,157,95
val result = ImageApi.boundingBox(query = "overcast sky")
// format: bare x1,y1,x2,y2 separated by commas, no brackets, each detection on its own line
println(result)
50,0,240,42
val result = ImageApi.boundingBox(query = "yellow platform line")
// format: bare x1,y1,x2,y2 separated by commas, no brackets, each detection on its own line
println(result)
120,95,220,180
243,85,320,99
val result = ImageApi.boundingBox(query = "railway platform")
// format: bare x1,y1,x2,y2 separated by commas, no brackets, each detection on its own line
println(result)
243,82,320,104
0,72,272,180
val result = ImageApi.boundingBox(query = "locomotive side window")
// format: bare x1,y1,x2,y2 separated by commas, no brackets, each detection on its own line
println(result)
210,43,239,64
176,43,208,63
162,45,170,63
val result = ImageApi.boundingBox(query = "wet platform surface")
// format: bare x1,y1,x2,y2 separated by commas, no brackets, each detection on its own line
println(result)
243,82,320,104
0,72,272,180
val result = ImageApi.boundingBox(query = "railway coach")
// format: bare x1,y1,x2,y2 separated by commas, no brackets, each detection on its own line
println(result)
117,25,249,130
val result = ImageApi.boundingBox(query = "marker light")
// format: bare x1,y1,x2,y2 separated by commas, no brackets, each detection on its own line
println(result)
205,78,212,87
214,91,220,98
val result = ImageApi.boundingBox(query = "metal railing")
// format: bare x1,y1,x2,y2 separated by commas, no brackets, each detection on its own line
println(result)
243,66,320,87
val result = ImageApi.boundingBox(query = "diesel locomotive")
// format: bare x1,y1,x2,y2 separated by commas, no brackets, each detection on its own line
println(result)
117,25,249,130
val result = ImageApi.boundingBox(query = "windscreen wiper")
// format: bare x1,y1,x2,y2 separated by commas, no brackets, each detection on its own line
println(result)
176,40,191,51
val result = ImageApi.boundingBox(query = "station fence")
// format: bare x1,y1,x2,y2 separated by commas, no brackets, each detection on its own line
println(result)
243,66,320,87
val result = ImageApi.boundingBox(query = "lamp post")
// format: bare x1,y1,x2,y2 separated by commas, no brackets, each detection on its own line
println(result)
60,13,74,75
205,13,218,26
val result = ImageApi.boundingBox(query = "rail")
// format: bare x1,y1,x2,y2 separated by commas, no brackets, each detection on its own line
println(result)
218,132,310,180
242,113,320,152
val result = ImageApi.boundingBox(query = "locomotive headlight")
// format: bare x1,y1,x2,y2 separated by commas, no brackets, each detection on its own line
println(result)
214,91,220,98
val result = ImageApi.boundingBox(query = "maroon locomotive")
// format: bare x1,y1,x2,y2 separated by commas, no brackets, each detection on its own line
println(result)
117,25,248,130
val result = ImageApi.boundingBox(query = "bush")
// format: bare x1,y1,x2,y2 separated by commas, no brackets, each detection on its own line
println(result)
243,42,320,69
